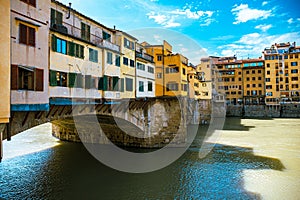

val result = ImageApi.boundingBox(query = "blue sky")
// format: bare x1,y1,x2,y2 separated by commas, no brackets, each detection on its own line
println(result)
60,0,300,64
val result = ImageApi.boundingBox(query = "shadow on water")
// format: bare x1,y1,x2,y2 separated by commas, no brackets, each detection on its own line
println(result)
0,134,285,200
222,117,256,131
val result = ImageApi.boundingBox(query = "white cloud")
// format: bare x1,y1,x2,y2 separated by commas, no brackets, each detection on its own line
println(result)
255,24,272,32
218,32,300,58
287,18,293,24
262,1,268,6
231,4,273,24
147,12,181,28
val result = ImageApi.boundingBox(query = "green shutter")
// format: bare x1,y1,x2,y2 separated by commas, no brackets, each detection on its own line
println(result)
69,72,77,87
81,22,85,39
49,70,57,86
98,77,103,90
113,77,119,91
103,76,108,91
51,35,57,52
57,11,63,25
80,45,84,59
50,9,55,27
76,74,83,88
120,78,124,92
68,42,75,56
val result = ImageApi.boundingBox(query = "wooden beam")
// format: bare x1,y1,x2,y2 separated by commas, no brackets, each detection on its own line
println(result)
22,112,30,127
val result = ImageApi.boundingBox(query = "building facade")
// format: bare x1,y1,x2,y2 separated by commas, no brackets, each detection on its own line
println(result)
0,0,10,124
10,0,50,111
263,42,300,105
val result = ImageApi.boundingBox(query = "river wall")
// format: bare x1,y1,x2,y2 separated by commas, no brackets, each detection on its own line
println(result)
226,104,300,118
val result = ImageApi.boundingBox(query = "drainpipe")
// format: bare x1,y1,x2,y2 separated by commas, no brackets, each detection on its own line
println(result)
162,45,165,96
66,3,72,19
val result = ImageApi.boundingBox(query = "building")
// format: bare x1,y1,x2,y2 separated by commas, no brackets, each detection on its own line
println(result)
214,57,243,105
242,59,265,105
115,31,137,99
143,41,189,97
49,0,121,103
263,42,300,105
10,0,50,111
135,43,155,98
0,0,10,124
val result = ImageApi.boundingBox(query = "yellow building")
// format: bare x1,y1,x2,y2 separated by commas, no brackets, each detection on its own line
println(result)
143,41,188,97
10,0,50,111
263,42,300,105
115,31,137,99
187,64,201,100
0,0,10,124
213,57,243,105
50,0,121,102
242,59,265,105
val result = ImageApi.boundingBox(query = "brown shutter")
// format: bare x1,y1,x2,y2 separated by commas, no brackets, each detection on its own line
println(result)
19,24,27,45
28,27,35,47
11,65,18,90
35,68,44,91
29,0,36,7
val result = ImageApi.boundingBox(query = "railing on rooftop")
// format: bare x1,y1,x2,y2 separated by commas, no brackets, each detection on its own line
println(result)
135,51,154,63
51,22,120,52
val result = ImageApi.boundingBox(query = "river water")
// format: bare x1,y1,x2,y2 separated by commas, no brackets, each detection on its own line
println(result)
0,118,300,199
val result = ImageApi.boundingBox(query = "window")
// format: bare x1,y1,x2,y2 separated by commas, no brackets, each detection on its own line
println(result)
266,78,270,82
81,22,90,41
11,65,44,91
166,83,178,91
258,84,262,87
68,73,83,88
124,38,134,50
258,77,262,80
267,71,270,75
157,73,162,79
252,70,255,74
252,84,256,87
246,77,250,81
291,69,298,74
20,0,36,7
181,84,187,91
67,42,84,59
252,77,256,81
166,67,179,74
49,70,67,87
290,55,294,59
50,9,63,27
148,81,153,92
19,24,35,47
125,78,133,91
148,66,154,73
267,63,270,68
56,37,67,54
139,81,144,92
292,77,298,81
291,62,298,66
130,59,135,67
103,31,111,41
123,57,128,65
247,84,250,88
89,48,98,63
182,68,186,75
107,52,113,64
115,55,120,67
157,55,162,61
266,85,272,89
137,62,145,71
258,70,262,73
296,54,299,59
246,70,250,74
292,84,299,88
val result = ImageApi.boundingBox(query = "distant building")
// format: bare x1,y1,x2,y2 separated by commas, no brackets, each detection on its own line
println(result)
263,42,300,105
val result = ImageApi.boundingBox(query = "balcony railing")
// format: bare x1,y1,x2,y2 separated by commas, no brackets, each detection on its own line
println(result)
135,51,154,63
51,22,120,52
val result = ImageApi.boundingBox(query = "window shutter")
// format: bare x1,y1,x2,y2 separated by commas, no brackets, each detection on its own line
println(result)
68,42,75,56
57,11,63,25
50,9,55,27
28,27,35,47
113,77,119,91
80,45,84,59
29,0,36,7
49,70,57,86
19,24,27,45
68,73,77,87
98,77,103,90
76,74,83,88
103,76,108,91
11,65,18,90
81,22,85,39
120,78,124,92
35,68,44,91
85,75,91,89
51,35,57,51
87,25,90,41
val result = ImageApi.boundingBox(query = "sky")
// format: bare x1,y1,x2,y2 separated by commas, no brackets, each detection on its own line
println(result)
59,0,300,64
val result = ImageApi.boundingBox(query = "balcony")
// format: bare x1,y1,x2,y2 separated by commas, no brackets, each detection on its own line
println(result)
51,22,120,52
135,51,154,63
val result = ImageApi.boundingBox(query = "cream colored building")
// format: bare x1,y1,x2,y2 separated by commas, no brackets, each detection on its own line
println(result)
0,0,10,123
50,0,121,102
10,0,50,111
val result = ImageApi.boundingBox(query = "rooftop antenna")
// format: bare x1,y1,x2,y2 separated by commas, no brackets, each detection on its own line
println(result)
66,3,72,19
